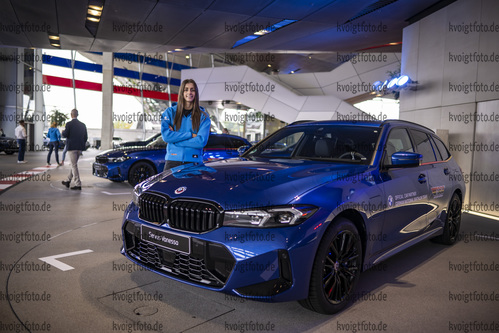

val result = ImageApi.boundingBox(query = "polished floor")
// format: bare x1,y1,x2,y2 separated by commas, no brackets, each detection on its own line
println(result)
0,150,498,333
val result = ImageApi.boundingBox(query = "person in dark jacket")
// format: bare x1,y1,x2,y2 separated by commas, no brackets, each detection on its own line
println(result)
46,122,61,166
61,109,87,190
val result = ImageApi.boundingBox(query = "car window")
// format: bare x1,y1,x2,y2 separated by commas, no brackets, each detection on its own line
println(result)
147,136,166,148
410,129,437,163
206,136,229,149
431,135,451,161
254,132,304,158
384,128,414,165
229,138,247,149
246,125,379,163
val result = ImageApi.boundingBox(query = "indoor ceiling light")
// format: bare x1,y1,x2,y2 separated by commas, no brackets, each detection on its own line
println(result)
396,75,410,86
387,77,398,89
87,8,102,16
48,32,61,48
231,19,297,48
85,0,105,37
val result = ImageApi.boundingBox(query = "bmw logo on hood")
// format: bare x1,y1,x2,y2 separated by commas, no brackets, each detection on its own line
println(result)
175,186,187,194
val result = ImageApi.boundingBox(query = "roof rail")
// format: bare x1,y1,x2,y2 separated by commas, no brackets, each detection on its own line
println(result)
288,120,314,126
380,119,435,133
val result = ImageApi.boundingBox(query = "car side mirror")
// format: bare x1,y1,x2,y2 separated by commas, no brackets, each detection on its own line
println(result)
388,151,422,168
237,145,251,156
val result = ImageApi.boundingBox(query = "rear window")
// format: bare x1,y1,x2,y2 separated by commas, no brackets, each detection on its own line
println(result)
410,130,437,163
431,135,451,161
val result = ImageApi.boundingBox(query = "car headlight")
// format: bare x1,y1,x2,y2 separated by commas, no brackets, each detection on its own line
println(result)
223,205,317,228
132,184,142,206
111,156,130,163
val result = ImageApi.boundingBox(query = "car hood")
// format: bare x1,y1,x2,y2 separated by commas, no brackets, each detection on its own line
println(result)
144,158,369,209
98,146,165,158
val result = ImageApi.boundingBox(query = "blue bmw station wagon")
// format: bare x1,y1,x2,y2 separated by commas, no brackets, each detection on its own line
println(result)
121,120,465,314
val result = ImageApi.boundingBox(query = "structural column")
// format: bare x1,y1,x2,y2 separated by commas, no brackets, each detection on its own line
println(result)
0,48,21,137
33,48,44,151
101,52,114,150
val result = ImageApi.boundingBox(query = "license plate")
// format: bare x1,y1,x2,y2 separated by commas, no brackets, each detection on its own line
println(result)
141,225,190,254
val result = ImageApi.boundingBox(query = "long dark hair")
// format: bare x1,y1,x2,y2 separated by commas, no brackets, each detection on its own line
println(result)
174,79,204,132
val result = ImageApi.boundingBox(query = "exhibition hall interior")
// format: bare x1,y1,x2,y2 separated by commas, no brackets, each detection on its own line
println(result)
0,0,498,332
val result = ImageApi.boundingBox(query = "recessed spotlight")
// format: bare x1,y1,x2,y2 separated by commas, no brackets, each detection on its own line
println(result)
48,35,60,40
88,5,103,10
87,16,100,22
87,8,102,16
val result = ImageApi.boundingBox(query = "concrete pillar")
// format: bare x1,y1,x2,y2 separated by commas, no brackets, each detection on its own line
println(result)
101,52,114,150
33,48,44,151
0,48,21,137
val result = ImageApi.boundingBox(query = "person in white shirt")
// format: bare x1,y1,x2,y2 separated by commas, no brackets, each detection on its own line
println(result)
14,120,27,163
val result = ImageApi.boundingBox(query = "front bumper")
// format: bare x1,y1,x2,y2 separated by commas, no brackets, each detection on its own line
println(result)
121,202,325,302
92,162,126,181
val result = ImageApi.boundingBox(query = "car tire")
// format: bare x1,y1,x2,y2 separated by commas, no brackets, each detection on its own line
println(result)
299,218,362,314
5,151,14,155
433,193,461,245
128,162,156,187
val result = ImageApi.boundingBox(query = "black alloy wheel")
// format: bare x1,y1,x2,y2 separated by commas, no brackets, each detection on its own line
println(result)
299,218,362,314
128,162,156,186
433,192,462,245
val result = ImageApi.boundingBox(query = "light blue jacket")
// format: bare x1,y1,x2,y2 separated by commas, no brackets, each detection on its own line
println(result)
161,105,211,163
47,127,61,142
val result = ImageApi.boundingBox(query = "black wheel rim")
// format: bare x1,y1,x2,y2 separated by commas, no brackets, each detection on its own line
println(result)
322,230,360,304
131,165,153,184
448,197,461,242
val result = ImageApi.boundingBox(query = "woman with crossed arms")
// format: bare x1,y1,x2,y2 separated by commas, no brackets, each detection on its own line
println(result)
161,79,211,171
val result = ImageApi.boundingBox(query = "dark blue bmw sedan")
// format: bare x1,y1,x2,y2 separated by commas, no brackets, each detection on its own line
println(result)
93,133,250,186
121,120,465,314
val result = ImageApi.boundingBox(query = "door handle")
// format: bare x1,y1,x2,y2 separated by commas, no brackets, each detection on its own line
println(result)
418,174,426,184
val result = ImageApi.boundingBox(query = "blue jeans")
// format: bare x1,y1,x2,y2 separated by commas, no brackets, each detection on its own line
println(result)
17,139,26,161
62,143,68,161
47,141,60,164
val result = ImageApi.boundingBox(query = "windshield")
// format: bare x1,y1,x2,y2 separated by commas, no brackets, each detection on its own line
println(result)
245,124,380,164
